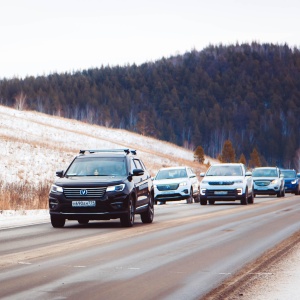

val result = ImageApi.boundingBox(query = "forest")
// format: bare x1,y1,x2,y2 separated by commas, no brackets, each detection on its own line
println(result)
0,42,299,169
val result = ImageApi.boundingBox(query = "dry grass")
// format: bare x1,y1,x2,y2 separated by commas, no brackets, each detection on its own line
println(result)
0,180,51,210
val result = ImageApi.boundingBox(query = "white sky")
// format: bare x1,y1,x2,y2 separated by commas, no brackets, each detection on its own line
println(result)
1,0,299,79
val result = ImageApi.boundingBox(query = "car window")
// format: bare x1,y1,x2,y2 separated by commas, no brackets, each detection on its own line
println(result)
155,169,187,180
66,157,126,176
206,165,242,176
252,168,277,177
281,170,296,178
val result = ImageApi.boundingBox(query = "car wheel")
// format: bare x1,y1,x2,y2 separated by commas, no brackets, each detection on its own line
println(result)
248,190,254,204
200,197,207,205
159,201,166,205
194,194,200,203
141,196,154,223
209,200,215,205
120,196,135,227
186,188,193,204
241,188,248,205
295,186,300,195
277,190,281,197
51,215,65,228
282,188,285,197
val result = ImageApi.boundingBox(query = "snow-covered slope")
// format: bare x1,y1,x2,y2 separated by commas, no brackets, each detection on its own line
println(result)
0,105,211,186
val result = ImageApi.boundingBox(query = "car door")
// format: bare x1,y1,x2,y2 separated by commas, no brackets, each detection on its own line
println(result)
131,158,150,208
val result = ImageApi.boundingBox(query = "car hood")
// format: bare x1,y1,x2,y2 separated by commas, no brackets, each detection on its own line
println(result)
202,175,245,181
55,176,126,187
153,178,187,185
252,177,278,181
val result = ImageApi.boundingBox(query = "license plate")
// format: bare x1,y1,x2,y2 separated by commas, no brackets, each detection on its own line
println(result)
72,201,96,207
214,191,227,195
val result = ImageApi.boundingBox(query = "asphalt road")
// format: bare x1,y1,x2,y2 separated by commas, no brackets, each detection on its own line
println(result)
1,194,300,300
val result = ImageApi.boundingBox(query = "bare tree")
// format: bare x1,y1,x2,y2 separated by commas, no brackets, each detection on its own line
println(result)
14,91,27,111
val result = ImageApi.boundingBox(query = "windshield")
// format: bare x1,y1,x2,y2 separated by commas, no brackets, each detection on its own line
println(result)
281,170,296,178
252,168,278,177
206,165,243,176
66,157,127,177
155,169,187,180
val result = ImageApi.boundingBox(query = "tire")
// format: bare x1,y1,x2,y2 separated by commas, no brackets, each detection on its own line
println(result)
295,186,300,195
159,201,166,205
241,188,248,205
186,188,193,204
209,200,215,205
194,194,200,203
282,188,285,197
141,196,154,223
277,190,281,197
248,190,254,204
51,215,65,228
120,196,135,227
200,197,207,205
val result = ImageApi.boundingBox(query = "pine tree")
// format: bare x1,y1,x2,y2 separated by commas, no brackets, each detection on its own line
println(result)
239,153,247,165
194,145,205,163
220,140,235,163
249,148,261,168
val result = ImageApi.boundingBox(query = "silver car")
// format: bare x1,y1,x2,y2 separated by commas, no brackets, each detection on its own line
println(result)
153,166,200,204
200,163,253,205
252,167,285,197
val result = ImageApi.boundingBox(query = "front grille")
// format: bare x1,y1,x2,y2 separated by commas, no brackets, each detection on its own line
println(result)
254,181,270,186
63,187,107,199
206,190,237,197
157,184,179,191
208,181,234,186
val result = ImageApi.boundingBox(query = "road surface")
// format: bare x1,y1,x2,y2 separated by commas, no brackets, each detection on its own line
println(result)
1,194,300,299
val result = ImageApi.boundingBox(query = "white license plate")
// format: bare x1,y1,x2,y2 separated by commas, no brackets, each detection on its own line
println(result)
72,201,96,207
214,191,228,195
160,191,175,194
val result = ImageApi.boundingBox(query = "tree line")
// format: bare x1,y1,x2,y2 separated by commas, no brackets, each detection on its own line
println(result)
0,42,299,169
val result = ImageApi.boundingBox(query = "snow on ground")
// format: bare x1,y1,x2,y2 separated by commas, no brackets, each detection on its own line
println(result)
0,105,213,186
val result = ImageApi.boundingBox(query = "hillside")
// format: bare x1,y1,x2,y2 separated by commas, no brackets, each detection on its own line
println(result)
0,105,210,187
1,43,300,168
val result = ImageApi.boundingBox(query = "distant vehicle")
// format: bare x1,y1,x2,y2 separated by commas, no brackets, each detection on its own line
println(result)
49,149,154,228
153,166,200,204
280,169,300,195
252,167,285,197
199,163,253,205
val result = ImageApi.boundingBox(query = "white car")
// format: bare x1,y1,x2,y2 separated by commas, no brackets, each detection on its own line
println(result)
200,163,253,205
153,166,200,204
252,167,285,197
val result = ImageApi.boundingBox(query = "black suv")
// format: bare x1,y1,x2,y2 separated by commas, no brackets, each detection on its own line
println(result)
49,149,154,228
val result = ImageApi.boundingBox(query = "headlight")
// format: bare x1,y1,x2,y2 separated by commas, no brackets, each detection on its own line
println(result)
50,184,63,193
107,184,125,192
179,181,187,186
271,179,279,184
291,180,297,184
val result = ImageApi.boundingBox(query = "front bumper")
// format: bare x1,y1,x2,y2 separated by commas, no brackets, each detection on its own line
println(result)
49,191,130,220
200,188,245,200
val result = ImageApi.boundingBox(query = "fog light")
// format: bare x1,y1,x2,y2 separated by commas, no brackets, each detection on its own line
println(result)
183,189,188,194
237,188,242,195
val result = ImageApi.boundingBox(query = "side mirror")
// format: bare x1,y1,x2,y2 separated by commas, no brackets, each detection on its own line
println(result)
245,171,252,176
200,172,205,177
56,170,64,178
190,173,196,178
132,168,144,176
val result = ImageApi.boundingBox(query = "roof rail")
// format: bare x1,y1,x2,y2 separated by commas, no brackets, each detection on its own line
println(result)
79,149,137,155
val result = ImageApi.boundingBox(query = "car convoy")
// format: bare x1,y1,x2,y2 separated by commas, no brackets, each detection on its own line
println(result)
48,148,300,228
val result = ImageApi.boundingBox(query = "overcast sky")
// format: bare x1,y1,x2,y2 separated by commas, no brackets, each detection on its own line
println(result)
1,0,299,79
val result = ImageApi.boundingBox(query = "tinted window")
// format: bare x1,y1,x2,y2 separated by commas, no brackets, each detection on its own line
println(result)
206,165,242,176
66,157,126,176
